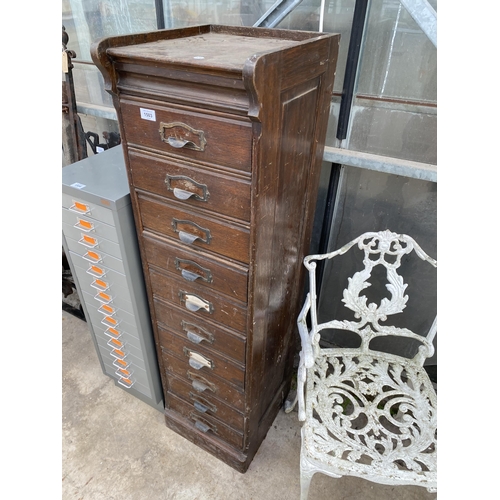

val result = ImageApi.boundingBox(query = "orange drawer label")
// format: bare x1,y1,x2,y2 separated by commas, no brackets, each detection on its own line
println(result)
87,251,100,261
105,316,117,325
107,327,120,336
95,279,108,289
101,304,114,314
79,219,93,229
110,338,122,347
121,378,132,385
113,348,125,357
98,292,111,301
116,358,128,367
90,265,104,275
74,201,89,212
83,235,97,245
118,368,130,376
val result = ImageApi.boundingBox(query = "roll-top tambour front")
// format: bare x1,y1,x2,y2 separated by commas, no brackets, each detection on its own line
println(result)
92,25,339,472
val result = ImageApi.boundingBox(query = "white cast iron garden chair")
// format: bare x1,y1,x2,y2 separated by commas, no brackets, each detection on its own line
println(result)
286,230,437,499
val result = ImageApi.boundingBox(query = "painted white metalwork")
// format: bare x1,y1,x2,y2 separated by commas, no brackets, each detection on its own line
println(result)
287,230,437,499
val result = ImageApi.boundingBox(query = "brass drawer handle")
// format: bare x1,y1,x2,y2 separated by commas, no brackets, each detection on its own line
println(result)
190,392,217,414
190,414,217,435
172,219,212,245
181,321,214,345
175,258,213,283
187,371,217,394
183,348,214,371
179,291,214,314
159,121,206,152
165,175,209,202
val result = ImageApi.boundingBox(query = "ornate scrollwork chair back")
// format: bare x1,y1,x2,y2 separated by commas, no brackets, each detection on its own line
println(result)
287,230,437,499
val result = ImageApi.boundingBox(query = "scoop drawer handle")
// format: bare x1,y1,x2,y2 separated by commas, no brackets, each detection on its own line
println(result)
159,121,206,152
172,219,212,245
179,291,214,314
166,175,209,202
175,258,213,283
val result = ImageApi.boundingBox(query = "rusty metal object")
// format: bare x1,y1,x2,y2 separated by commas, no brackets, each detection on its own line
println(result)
62,25,87,164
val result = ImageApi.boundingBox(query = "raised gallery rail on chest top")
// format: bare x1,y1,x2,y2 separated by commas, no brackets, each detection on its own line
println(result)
92,24,340,472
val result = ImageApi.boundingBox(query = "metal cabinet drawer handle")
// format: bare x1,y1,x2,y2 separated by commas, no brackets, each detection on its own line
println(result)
165,175,210,202
159,121,207,152
69,201,91,214
117,377,134,388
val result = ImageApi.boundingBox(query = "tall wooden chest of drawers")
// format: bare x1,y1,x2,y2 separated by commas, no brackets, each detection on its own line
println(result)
92,25,339,472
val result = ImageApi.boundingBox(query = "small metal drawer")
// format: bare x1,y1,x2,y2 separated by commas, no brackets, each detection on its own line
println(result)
64,235,126,275
62,206,119,243
62,192,116,226
62,220,122,260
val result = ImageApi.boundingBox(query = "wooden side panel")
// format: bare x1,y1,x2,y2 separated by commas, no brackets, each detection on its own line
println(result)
243,34,340,460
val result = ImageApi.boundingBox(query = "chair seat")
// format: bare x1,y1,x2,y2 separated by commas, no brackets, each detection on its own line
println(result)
302,348,437,488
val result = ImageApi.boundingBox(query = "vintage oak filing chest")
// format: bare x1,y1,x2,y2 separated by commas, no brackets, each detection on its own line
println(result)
92,25,339,472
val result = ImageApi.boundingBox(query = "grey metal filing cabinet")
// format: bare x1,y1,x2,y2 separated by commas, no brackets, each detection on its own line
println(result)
62,147,164,411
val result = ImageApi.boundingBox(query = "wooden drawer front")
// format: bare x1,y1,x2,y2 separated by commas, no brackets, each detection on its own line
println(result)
162,347,245,412
62,207,119,243
166,392,244,449
159,326,244,390
149,267,247,333
167,374,244,431
143,233,248,303
128,151,251,222
138,194,250,263
62,193,115,226
154,298,245,364
120,98,252,172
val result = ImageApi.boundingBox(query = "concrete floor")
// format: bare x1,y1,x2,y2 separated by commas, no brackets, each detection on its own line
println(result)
62,310,437,500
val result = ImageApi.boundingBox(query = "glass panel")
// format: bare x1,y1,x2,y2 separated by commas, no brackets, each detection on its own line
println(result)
318,165,437,362
66,0,157,61
64,0,157,116
348,103,437,164
78,114,122,157
356,0,437,102
162,0,272,28
277,0,355,94
72,63,114,108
